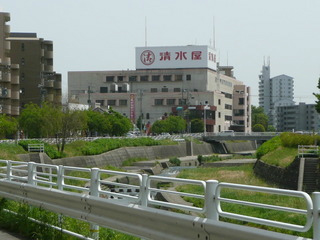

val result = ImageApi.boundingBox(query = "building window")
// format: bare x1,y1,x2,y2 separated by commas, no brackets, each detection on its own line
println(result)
218,112,221,118
107,100,116,106
95,100,104,106
21,73,25,81
225,115,232,121
173,88,180,92
166,99,176,105
100,87,108,93
21,58,25,66
186,74,191,81
119,100,128,106
175,75,183,81
152,75,160,81
129,76,137,82
155,99,164,105
106,76,114,82
163,75,172,81
225,104,232,110
140,75,149,82
234,109,244,116
161,87,168,92
238,98,245,105
117,76,124,82
146,113,150,119
151,88,157,93
223,92,232,99
21,43,25,51
218,99,221,105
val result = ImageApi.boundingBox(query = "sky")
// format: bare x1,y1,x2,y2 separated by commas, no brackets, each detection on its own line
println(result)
1,0,320,106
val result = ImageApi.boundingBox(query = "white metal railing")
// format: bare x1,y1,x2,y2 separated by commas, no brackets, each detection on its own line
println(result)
0,160,318,239
27,143,45,153
298,145,319,158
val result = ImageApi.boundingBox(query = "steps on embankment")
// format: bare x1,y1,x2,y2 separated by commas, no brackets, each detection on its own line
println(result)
303,158,319,193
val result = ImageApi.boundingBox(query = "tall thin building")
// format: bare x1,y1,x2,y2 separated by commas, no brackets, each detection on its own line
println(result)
8,33,62,107
258,60,294,127
0,12,20,116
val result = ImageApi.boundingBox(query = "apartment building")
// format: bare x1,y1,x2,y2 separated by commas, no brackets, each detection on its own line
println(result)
259,60,294,127
276,103,320,132
0,12,20,116
8,33,62,107
69,45,251,133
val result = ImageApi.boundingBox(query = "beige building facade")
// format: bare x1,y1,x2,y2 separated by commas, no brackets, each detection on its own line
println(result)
0,12,20,116
69,62,251,133
8,33,62,107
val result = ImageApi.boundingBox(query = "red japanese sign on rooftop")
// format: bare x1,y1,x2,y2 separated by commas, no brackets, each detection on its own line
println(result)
136,45,216,70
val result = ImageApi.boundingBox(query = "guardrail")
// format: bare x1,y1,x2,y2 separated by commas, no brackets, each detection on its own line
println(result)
0,160,318,239
27,143,45,153
298,145,319,158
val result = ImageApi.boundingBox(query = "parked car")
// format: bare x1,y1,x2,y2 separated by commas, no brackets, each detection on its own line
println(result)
218,130,235,136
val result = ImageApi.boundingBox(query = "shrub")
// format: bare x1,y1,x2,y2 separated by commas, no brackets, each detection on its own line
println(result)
169,157,181,166
197,155,203,165
18,140,63,159
280,132,319,148
256,136,282,159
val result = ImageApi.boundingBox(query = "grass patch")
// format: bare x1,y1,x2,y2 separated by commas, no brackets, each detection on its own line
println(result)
176,165,311,238
0,143,27,161
122,157,148,166
260,146,298,167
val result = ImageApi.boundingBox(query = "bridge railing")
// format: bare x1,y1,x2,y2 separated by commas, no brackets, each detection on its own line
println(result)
0,160,318,239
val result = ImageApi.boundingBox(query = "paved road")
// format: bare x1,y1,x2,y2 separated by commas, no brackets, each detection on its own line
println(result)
0,229,28,240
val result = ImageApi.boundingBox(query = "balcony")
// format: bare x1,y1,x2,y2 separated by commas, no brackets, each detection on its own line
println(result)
44,80,54,88
44,51,53,59
2,105,11,115
54,81,62,89
0,73,11,83
45,93,54,102
11,106,19,116
10,90,19,100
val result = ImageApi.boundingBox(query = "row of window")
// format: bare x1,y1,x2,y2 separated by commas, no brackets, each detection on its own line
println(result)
106,74,192,83
100,87,200,94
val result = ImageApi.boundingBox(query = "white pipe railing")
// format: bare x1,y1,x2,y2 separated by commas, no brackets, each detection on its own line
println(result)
0,159,318,239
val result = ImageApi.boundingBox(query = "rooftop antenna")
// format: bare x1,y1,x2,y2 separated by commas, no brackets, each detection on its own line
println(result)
213,16,216,49
145,16,147,47
227,51,229,66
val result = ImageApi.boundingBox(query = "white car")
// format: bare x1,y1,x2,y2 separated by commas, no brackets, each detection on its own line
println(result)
218,130,235,136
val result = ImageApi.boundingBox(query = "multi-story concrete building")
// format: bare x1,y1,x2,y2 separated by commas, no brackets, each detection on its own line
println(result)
8,32,62,107
0,12,20,116
69,45,251,133
276,103,320,132
258,60,294,127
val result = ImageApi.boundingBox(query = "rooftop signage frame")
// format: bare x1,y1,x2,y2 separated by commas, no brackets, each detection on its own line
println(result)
135,45,216,70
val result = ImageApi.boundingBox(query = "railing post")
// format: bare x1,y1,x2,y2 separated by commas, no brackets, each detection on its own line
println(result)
27,162,36,185
205,180,219,221
140,174,148,207
57,165,64,191
313,192,320,240
6,161,12,181
90,168,100,240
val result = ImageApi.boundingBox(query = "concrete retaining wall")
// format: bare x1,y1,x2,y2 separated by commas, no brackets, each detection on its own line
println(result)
223,141,256,153
253,158,300,190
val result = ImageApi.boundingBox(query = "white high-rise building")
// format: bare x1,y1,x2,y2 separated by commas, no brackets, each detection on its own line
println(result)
258,60,294,128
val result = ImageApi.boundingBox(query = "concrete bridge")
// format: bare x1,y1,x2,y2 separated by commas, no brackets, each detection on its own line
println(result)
203,132,280,142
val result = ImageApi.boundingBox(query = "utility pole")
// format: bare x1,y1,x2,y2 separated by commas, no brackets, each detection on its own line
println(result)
87,86,92,107
138,89,144,134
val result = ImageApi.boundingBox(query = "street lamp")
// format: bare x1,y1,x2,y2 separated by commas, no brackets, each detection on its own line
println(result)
204,104,210,136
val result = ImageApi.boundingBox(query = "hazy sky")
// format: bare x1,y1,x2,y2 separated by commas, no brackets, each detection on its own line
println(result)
1,0,320,105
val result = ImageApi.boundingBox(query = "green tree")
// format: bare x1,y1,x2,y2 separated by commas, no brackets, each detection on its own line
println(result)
86,110,111,136
19,103,43,138
251,106,269,130
166,116,186,133
0,114,18,139
190,118,204,133
105,110,132,136
56,109,87,153
252,124,266,132
151,120,168,134
314,78,320,113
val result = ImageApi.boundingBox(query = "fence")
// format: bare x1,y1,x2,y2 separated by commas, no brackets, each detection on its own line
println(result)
0,160,318,239
27,143,45,153
298,145,319,158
